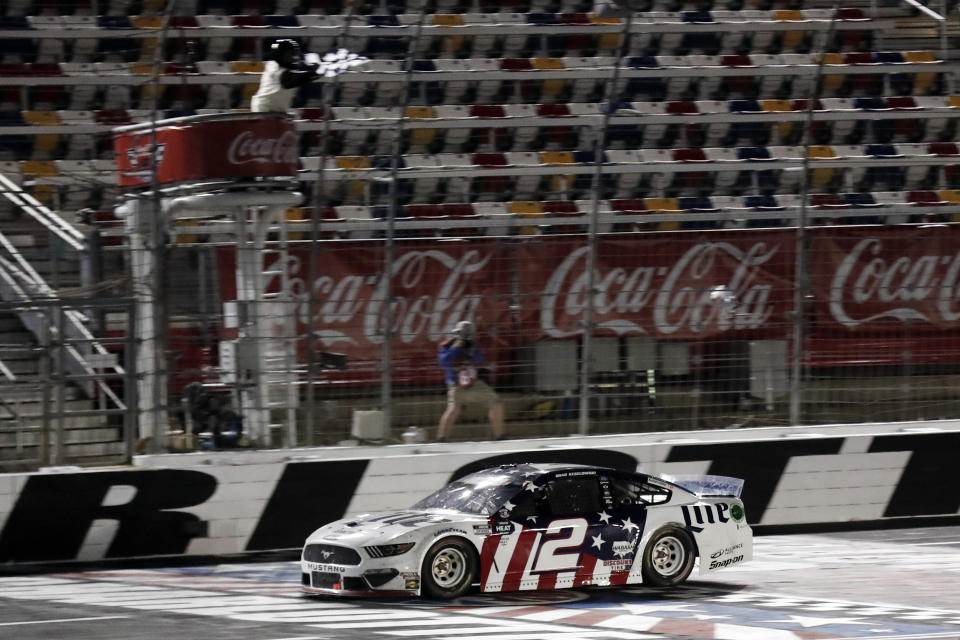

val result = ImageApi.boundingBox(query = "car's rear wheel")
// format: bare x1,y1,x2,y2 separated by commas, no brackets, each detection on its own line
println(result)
421,537,476,599
641,526,695,587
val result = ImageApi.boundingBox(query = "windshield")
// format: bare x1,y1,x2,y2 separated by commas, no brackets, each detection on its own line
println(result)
412,474,523,516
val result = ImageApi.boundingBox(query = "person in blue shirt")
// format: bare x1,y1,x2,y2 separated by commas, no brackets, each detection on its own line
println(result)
436,320,505,442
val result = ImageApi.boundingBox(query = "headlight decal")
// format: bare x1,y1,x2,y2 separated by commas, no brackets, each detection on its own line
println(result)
364,542,416,558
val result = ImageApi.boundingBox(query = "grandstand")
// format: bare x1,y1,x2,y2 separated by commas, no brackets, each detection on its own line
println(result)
2,0,960,467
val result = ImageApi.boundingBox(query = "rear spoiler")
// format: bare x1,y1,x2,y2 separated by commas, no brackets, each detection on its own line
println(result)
661,474,744,498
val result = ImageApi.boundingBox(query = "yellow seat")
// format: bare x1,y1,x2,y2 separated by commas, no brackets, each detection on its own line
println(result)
131,15,163,29
233,61,265,74
175,220,199,244
130,62,153,75
807,146,836,187
508,201,545,235
819,53,846,94
532,58,564,70
644,197,681,231
906,51,938,94
540,151,575,165
286,207,305,240
760,99,792,112
773,9,804,20
22,111,62,126
432,14,464,25
336,156,372,170
20,160,58,177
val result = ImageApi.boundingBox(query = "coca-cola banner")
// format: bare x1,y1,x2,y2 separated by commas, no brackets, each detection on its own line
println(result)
517,235,795,340
215,227,960,379
114,114,298,187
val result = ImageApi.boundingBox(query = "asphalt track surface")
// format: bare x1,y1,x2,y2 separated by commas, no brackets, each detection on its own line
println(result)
1,526,958,640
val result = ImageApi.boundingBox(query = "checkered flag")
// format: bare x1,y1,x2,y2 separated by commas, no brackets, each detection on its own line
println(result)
306,49,369,78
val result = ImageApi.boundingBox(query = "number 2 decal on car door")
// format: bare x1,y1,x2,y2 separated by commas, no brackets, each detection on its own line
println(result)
531,518,589,573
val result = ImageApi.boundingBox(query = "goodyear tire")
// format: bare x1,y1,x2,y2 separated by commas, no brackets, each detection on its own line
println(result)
421,537,477,599
641,526,695,587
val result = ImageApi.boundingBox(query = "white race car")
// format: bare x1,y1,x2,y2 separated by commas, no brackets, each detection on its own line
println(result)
301,463,752,599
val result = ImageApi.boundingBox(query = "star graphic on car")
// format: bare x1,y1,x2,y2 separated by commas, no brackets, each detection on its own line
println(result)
526,515,538,523
619,517,638,533
591,534,605,550
598,510,612,524
524,482,540,493
502,500,516,512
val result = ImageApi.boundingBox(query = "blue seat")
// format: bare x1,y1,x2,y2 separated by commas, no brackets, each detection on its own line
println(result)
853,97,886,110
864,144,899,157
736,146,772,160
626,56,659,68
0,17,31,30
367,15,400,26
841,192,881,224
874,51,905,64
97,16,133,29
678,196,719,229
681,10,715,22
573,150,609,164
728,100,762,113
527,13,562,24
369,155,405,170
744,194,783,227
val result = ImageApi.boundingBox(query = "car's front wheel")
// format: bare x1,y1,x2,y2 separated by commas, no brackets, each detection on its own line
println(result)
421,537,476,599
641,526,695,587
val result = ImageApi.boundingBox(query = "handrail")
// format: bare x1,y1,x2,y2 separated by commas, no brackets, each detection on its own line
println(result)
0,172,86,253
0,13,893,40
2,101,960,138
0,250,125,412
1,59,956,87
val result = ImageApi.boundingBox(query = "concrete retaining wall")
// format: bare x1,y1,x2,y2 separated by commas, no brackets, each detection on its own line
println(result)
1,420,958,564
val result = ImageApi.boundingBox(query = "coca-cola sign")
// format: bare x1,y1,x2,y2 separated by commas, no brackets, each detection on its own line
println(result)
819,234,960,329
227,130,299,166
114,115,298,187
214,228,960,381
538,240,791,339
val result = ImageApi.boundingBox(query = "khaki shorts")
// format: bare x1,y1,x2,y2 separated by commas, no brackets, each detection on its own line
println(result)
447,380,499,407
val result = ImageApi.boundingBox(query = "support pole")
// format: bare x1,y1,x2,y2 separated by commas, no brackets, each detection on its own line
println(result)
579,6,633,436
789,8,838,426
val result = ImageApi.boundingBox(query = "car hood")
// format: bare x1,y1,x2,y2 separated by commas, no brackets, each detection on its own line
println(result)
305,509,485,547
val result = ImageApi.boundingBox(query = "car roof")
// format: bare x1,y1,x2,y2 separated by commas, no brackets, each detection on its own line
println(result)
462,462,633,484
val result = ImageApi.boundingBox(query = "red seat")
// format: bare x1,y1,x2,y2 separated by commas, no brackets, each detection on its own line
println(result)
169,16,199,28
908,190,944,205
538,104,571,117
543,200,583,233
438,204,481,236
811,193,847,208
300,108,327,121
666,101,698,115
471,105,506,118
610,198,646,212
473,153,508,167
501,58,533,71
721,55,753,67
929,142,960,156
672,148,709,162
232,15,265,27
886,96,919,109
791,99,825,111
94,109,132,125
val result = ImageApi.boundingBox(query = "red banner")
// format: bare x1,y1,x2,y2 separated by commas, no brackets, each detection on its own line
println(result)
114,115,298,187
215,227,960,382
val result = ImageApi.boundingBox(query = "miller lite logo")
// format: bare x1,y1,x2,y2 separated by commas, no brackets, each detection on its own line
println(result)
123,135,166,182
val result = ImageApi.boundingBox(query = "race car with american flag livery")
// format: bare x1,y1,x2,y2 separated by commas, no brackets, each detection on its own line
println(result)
300,463,752,599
